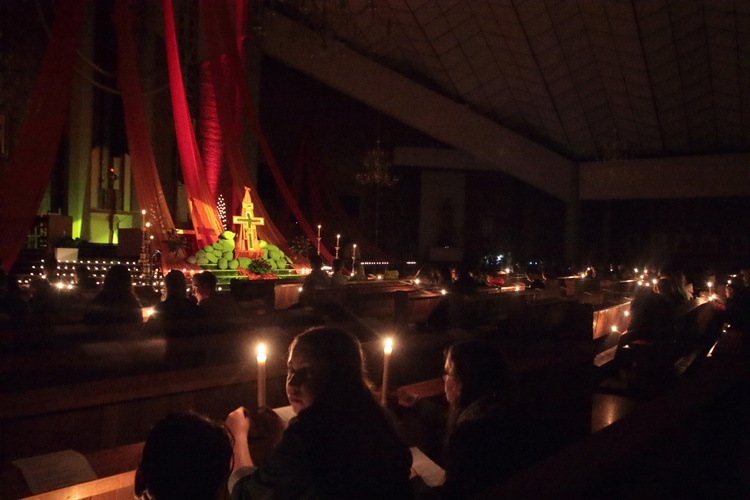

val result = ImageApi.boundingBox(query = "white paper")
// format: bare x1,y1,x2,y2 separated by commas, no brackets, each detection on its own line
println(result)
13,449,97,494
273,405,296,424
410,447,445,487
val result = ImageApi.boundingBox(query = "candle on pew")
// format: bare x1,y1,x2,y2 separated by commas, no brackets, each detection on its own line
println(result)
257,343,267,408
381,338,393,406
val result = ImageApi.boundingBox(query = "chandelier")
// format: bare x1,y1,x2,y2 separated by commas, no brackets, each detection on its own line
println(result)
355,140,398,186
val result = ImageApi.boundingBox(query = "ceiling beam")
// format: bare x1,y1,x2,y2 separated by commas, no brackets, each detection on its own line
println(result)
259,13,578,202
580,153,750,199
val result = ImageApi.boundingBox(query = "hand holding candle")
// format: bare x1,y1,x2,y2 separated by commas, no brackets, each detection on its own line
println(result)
257,343,267,408
381,337,393,406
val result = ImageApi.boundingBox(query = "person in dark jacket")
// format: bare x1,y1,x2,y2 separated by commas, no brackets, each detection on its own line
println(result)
84,264,142,325
225,327,413,499
439,340,527,499
151,269,202,322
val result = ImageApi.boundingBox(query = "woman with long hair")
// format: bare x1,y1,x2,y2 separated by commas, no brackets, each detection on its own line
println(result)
225,327,413,499
84,264,142,324
440,340,526,499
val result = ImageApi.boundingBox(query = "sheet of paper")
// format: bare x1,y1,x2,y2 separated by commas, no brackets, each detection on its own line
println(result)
410,447,445,487
13,449,97,494
273,405,296,424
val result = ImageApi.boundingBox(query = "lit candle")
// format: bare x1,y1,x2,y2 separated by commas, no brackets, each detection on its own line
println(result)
381,338,393,406
317,224,321,238
336,234,340,247
257,343,267,408
352,244,357,260
707,281,713,295
142,307,154,322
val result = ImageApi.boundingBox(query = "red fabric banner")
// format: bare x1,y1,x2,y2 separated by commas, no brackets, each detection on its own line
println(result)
163,0,224,250
114,0,178,265
0,0,86,272
201,0,332,264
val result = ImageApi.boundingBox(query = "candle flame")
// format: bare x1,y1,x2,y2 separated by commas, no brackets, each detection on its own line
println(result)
611,325,618,332
257,343,267,363
384,338,393,355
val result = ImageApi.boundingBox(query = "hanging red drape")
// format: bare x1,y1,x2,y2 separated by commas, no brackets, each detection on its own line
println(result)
0,0,86,272
199,62,223,203
114,0,177,264
162,0,224,250
201,0,333,263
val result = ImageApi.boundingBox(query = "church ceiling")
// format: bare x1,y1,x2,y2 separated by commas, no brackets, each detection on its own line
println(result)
262,0,750,161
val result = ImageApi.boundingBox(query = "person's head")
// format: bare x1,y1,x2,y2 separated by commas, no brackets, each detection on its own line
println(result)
444,340,514,414
309,254,323,270
726,277,745,298
75,265,91,282
192,271,217,302
286,327,368,414
164,270,187,297
43,257,58,276
136,412,233,500
332,258,343,273
29,277,52,299
655,277,677,297
102,264,133,292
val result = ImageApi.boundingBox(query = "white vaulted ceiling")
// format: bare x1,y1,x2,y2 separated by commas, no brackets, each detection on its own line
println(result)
261,0,750,162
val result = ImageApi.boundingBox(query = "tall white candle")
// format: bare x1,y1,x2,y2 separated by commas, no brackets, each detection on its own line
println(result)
336,234,340,247
257,343,267,408
381,338,393,406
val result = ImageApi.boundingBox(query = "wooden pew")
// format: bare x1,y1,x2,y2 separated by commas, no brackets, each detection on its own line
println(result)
483,356,750,498
597,298,721,396
1,442,142,500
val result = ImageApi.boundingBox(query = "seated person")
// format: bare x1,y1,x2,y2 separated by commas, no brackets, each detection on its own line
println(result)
297,255,331,306
192,270,242,319
526,271,545,289
401,340,528,499
151,270,202,322
330,258,349,287
74,264,99,295
84,264,142,325
716,277,750,331
449,263,480,295
135,412,233,500
414,263,445,287
625,284,676,346
42,256,63,285
225,327,413,499
654,276,687,308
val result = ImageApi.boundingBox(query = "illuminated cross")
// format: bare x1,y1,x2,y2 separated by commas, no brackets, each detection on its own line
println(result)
233,187,265,256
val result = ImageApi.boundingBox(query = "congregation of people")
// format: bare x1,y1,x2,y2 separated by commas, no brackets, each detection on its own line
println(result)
2,256,750,499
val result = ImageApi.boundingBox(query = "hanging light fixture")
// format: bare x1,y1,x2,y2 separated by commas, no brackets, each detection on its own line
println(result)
355,140,398,186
